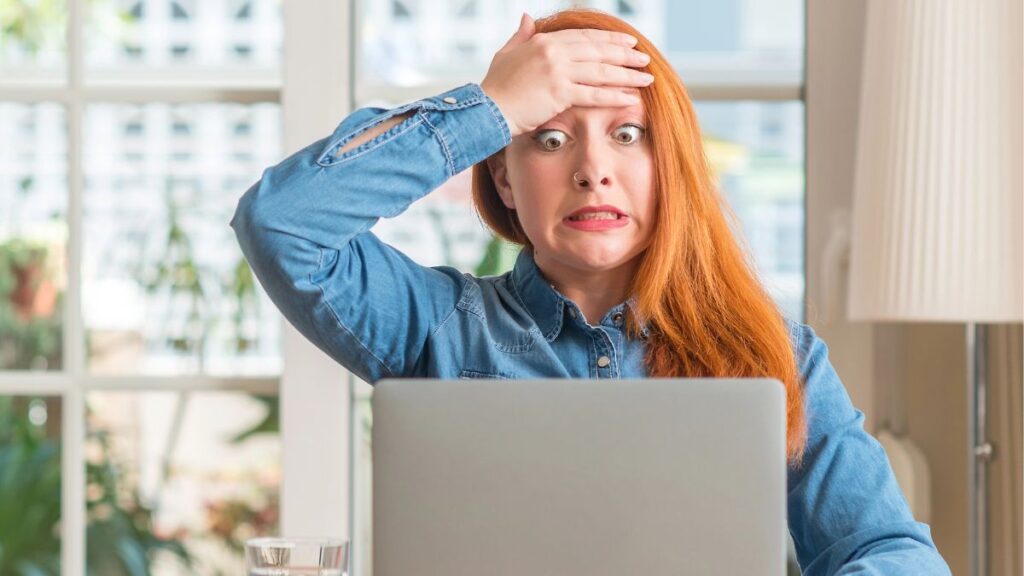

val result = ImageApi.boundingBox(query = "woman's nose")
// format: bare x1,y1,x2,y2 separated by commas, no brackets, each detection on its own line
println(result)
572,145,612,189
572,170,611,189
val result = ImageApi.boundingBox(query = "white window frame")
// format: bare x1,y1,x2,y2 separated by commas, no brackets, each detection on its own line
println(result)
0,1,354,575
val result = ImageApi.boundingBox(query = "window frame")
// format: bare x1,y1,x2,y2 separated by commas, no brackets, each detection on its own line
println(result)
0,1,315,574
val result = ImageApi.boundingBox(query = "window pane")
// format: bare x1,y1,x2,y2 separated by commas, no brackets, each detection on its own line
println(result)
83,102,283,376
0,0,67,82
86,391,280,575
659,0,803,80
356,0,802,95
694,100,805,321
359,1,572,90
0,396,62,574
85,0,283,79
0,103,67,371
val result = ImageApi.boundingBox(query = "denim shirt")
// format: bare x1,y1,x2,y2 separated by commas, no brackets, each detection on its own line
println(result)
230,82,951,575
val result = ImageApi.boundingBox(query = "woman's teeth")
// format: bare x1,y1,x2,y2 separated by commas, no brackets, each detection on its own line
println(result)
568,212,621,221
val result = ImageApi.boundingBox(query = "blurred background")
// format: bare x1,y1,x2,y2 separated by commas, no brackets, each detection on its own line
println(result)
4,1,1018,576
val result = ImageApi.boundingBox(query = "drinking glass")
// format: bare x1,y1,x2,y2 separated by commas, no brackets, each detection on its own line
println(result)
245,537,349,575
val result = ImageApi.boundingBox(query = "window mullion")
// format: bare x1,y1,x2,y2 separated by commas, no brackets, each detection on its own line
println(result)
62,0,86,573
279,0,353,544
81,375,279,393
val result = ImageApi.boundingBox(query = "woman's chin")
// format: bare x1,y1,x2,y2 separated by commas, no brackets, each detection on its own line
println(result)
561,247,642,273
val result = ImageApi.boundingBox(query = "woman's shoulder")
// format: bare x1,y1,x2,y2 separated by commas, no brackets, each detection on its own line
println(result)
455,268,524,317
781,318,832,377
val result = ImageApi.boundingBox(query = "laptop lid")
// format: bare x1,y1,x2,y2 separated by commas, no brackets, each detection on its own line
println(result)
371,378,787,576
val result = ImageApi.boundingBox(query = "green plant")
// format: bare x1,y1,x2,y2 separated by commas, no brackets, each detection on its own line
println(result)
0,0,66,55
205,491,279,555
0,239,63,370
0,397,61,575
0,398,195,575
227,257,258,353
228,395,279,444
474,234,518,277
136,182,215,367
135,179,266,368
84,424,194,575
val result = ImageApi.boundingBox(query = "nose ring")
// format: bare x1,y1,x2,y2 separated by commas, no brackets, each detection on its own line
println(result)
572,171,588,186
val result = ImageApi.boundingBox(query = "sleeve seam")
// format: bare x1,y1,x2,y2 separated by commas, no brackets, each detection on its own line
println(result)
418,110,456,177
311,246,396,378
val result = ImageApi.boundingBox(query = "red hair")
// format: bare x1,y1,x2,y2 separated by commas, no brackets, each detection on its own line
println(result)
471,8,807,466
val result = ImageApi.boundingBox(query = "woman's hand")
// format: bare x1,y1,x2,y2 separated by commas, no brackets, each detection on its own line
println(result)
480,12,653,138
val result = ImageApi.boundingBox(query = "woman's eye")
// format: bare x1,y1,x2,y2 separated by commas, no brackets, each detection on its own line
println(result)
534,129,567,151
613,124,645,145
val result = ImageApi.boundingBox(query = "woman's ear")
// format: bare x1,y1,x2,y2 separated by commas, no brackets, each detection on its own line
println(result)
486,151,516,210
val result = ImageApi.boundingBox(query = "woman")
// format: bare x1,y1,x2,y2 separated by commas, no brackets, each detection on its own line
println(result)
231,8,950,575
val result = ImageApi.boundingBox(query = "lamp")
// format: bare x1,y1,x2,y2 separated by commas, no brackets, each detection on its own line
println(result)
847,1,1022,575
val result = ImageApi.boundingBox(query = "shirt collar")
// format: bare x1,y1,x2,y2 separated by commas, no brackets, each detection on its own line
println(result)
510,248,651,342
511,249,565,341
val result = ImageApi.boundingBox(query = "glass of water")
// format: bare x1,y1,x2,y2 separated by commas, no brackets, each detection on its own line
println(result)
245,537,349,575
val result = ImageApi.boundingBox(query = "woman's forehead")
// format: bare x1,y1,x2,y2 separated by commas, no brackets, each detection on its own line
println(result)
551,99,647,124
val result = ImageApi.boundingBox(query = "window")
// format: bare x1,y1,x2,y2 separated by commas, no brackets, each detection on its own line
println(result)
0,1,285,573
349,1,805,574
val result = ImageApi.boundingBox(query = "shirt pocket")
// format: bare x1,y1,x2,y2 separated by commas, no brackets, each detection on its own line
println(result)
458,369,517,380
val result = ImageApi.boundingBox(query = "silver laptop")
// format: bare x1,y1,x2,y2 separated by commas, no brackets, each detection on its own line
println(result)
372,378,787,576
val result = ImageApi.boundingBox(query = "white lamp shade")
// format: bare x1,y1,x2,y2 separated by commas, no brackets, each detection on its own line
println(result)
848,0,1023,322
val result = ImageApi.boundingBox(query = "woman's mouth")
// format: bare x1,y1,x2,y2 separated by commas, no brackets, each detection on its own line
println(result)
563,207,630,231
566,211,623,221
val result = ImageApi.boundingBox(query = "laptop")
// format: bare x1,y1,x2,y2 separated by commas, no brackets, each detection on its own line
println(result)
371,378,787,576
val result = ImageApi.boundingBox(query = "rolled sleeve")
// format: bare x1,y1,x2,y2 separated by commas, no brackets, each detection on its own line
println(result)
229,83,512,382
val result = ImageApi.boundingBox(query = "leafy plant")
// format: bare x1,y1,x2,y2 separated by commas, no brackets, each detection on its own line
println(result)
84,424,194,575
474,234,518,277
0,397,198,575
0,0,67,55
227,257,258,353
0,239,63,370
228,395,279,444
0,397,61,575
137,184,215,363
134,178,267,370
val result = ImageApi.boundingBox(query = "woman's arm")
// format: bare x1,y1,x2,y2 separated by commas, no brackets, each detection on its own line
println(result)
229,83,512,383
786,322,951,575
230,16,651,383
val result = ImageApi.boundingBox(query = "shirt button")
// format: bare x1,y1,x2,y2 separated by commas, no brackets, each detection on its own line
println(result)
568,308,578,319
443,96,458,104
597,356,611,368
612,313,623,326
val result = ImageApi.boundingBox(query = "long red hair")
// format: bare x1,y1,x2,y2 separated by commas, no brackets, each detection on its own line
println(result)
471,8,807,466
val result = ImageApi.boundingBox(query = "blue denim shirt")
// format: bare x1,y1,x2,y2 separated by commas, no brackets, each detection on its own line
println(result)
230,83,951,575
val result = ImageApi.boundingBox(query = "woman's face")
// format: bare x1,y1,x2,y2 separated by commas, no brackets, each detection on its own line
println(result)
489,100,657,276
